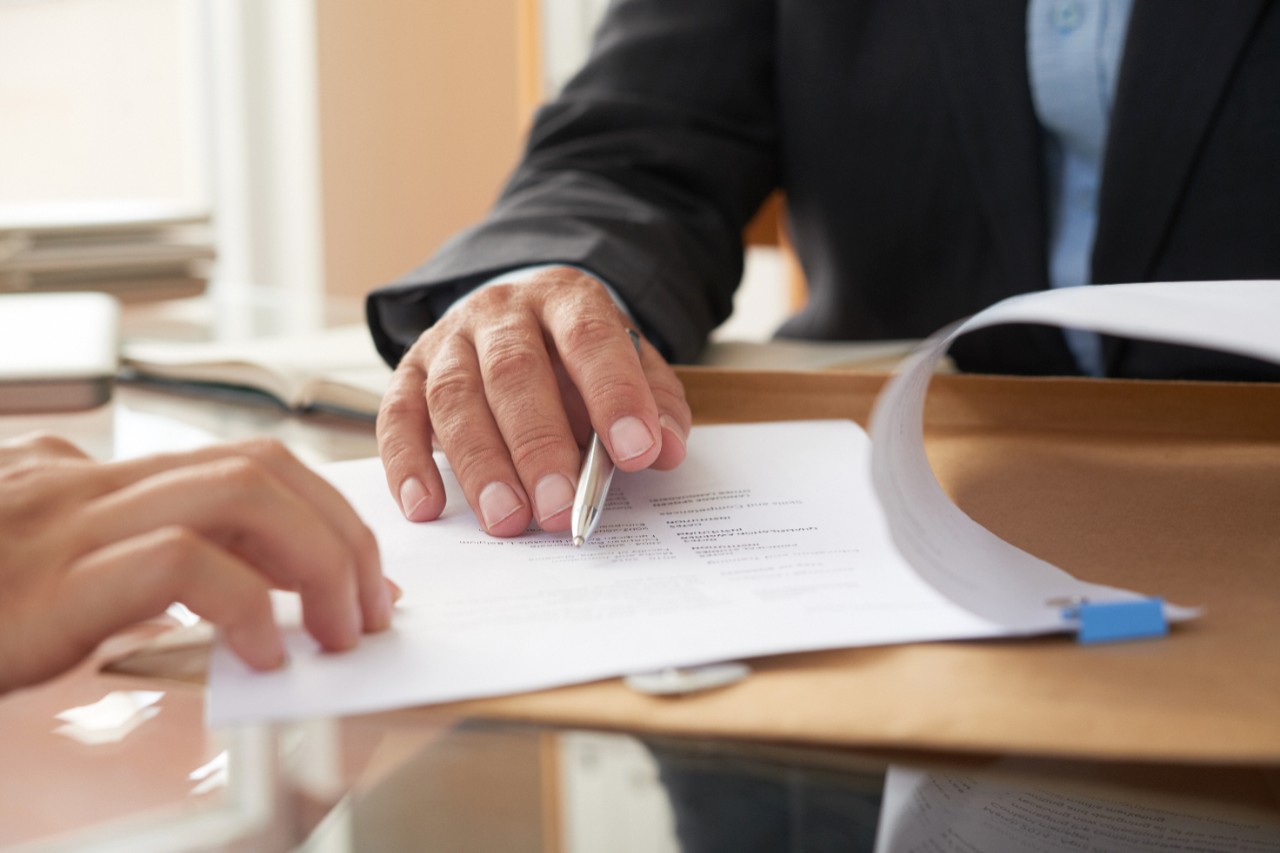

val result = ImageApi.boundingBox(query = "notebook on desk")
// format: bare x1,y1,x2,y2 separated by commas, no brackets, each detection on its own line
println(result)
121,324,390,420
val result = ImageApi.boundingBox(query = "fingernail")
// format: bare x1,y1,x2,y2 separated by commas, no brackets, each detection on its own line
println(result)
609,416,655,462
659,414,688,452
399,477,430,521
478,481,524,530
534,473,576,523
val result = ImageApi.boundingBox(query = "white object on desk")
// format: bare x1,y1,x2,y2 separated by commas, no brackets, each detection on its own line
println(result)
624,663,752,697
0,200,213,302
0,291,119,413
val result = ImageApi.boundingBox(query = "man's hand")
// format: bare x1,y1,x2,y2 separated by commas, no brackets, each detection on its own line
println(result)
377,267,692,536
0,435,393,693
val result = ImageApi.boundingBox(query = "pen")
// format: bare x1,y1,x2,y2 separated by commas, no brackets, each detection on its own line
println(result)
571,328,641,547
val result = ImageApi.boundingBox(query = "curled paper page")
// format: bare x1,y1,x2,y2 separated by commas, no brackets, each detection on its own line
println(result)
870,280,1280,633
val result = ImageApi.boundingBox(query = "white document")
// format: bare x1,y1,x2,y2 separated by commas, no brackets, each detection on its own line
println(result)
874,764,1280,853
208,280,1279,725
209,420,1003,724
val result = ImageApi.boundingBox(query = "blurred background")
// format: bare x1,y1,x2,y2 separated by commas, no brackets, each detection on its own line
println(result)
0,0,791,340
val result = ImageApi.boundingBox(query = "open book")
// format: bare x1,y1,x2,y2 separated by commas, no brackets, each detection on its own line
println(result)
122,325,391,420
121,325,943,421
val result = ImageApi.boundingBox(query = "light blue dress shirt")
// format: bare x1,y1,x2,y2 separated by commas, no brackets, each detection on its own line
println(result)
475,2,1137,375
1028,0,1134,375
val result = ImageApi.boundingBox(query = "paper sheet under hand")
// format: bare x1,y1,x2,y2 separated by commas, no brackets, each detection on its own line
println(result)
208,420,1003,726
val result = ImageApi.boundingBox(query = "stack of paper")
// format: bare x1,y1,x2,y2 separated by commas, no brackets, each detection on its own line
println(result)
0,200,214,302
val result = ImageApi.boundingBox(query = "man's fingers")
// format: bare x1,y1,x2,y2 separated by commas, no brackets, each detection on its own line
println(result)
377,357,448,523
635,336,692,471
424,334,532,536
472,307,582,532
544,297,663,474
59,528,285,674
372,268,692,539
76,458,366,651
102,439,389,633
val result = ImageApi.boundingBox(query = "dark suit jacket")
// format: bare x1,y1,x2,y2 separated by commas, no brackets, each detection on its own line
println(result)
368,0,1280,379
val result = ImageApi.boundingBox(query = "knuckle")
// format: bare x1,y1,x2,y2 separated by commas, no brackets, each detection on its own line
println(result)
591,373,650,407
424,358,481,413
508,426,568,472
557,313,622,363
22,433,85,458
445,440,498,490
376,392,424,440
482,333,546,385
378,440,425,480
539,268,607,301
436,417,516,493
468,281,525,312
481,343,540,386
148,525,206,571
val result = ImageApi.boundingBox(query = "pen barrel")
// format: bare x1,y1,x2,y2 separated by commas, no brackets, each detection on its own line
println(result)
570,329,637,544
571,434,616,543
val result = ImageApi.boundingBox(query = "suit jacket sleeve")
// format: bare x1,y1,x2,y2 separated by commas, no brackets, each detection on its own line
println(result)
366,0,780,367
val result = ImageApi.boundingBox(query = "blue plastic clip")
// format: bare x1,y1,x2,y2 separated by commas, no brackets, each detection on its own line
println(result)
1063,598,1168,644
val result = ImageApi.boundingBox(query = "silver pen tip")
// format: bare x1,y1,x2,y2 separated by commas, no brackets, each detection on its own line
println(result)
572,536,584,548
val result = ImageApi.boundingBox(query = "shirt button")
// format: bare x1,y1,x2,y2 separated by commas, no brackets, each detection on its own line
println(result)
1052,0,1086,33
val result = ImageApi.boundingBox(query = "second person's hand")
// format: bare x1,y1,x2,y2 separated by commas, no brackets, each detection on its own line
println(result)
0,435,392,693
376,267,692,536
